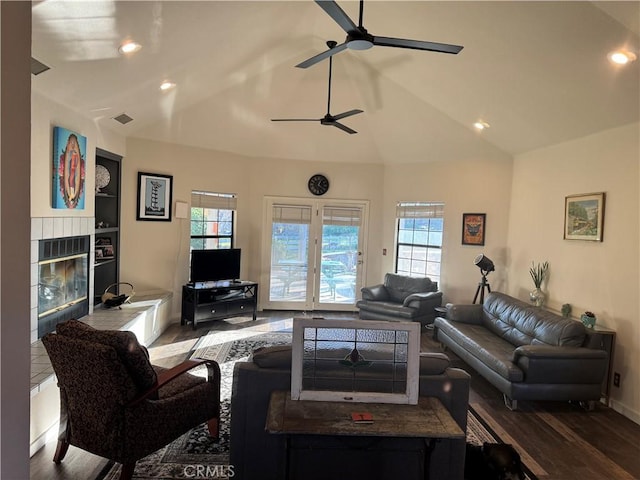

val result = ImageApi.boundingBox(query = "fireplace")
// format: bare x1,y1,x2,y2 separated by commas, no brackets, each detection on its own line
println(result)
38,235,90,338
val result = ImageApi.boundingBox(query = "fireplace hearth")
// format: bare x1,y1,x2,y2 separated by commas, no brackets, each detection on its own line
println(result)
38,235,90,338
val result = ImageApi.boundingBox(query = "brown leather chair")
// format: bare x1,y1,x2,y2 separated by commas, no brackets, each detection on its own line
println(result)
42,319,220,480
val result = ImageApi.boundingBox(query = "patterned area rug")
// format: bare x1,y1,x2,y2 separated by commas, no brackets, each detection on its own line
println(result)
97,328,536,480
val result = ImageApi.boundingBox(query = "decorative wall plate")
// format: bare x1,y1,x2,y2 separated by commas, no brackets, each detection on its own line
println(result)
95,164,111,193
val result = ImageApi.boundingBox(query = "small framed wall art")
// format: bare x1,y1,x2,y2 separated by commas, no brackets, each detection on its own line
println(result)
462,213,486,246
564,192,605,241
136,172,173,221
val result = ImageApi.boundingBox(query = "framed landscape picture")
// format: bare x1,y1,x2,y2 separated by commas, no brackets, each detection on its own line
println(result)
564,192,605,241
462,213,486,246
136,172,173,221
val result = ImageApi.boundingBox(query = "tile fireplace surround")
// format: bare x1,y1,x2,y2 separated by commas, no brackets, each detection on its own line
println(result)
30,216,95,344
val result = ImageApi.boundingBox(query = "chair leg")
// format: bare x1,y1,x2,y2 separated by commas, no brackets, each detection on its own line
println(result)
119,462,136,480
207,418,220,439
52,440,70,464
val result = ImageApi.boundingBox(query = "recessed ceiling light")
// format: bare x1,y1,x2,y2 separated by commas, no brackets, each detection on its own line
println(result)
160,81,176,91
608,50,637,65
474,121,490,131
118,41,142,55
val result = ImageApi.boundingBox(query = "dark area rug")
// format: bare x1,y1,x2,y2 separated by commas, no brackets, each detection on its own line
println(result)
97,329,536,480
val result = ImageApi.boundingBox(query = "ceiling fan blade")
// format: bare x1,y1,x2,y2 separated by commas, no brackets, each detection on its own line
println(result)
332,109,363,121
315,0,358,33
271,118,321,122
373,36,463,54
296,41,348,69
325,120,357,134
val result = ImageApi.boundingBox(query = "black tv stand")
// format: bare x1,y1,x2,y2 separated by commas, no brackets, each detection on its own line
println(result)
181,281,258,330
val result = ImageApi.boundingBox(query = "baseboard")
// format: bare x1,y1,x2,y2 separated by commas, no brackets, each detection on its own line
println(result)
30,421,59,457
610,399,640,426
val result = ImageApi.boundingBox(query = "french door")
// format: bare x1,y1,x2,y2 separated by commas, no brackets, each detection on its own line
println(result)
262,197,368,311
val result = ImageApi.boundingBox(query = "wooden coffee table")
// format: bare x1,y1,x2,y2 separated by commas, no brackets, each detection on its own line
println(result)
266,390,464,479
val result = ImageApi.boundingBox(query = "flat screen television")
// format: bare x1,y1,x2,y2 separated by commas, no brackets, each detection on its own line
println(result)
190,248,241,283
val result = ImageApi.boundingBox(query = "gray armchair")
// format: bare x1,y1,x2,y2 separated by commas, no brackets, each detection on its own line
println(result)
356,273,443,327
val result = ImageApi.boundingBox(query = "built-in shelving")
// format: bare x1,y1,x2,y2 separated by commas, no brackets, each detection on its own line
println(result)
94,148,122,305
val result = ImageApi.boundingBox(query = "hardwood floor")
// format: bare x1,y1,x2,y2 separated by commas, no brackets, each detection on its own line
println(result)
30,312,640,479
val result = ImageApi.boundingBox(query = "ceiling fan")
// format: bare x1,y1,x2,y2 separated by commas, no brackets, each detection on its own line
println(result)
272,41,363,134
296,0,463,69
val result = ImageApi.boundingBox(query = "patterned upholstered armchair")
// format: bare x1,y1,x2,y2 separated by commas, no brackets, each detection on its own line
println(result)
42,319,220,480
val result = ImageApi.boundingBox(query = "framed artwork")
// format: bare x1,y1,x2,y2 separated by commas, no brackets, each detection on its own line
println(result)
462,213,486,246
564,192,605,241
136,172,173,221
52,126,87,209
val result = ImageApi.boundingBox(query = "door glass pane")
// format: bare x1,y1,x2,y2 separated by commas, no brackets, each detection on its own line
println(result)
269,222,310,302
319,207,361,305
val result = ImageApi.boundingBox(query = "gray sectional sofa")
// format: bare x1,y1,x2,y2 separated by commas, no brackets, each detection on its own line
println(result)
230,344,470,480
356,273,443,327
434,291,608,410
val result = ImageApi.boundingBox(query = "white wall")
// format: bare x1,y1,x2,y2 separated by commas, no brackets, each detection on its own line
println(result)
383,152,513,304
506,122,640,422
31,92,126,219
121,137,385,317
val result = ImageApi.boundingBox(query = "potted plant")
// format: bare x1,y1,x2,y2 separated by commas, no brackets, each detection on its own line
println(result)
529,261,549,307
581,311,597,328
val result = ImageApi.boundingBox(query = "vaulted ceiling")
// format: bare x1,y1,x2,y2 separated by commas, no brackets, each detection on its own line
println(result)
31,1,640,165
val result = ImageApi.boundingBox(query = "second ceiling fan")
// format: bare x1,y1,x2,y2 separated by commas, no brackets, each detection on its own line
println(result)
296,0,464,69
272,41,363,134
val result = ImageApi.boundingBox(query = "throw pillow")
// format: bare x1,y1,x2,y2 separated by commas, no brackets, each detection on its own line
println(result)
56,319,157,391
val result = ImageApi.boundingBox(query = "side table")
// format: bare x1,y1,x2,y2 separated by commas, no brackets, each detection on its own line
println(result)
584,325,616,405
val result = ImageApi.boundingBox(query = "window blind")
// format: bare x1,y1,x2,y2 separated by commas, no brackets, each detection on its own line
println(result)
272,205,312,224
191,191,237,210
396,202,444,219
322,206,362,226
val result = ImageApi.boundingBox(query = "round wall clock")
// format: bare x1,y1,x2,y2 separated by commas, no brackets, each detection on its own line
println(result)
308,174,330,196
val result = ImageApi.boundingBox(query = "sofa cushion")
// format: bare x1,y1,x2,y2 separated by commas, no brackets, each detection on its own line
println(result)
361,284,389,301
384,273,436,303
419,352,450,375
482,292,586,347
357,301,421,319
436,318,524,382
250,344,450,377
56,319,157,391
251,344,292,369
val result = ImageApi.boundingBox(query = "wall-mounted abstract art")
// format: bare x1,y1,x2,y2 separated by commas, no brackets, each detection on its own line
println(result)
52,126,86,209
462,213,486,245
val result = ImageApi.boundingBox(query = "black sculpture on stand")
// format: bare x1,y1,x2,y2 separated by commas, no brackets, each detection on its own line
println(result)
473,254,495,304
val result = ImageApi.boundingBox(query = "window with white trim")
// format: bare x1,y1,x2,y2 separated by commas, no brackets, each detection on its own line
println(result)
190,191,236,250
395,202,444,284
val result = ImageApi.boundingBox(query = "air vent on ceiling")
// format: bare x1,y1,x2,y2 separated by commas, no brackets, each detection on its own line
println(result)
113,113,134,125
31,57,50,76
